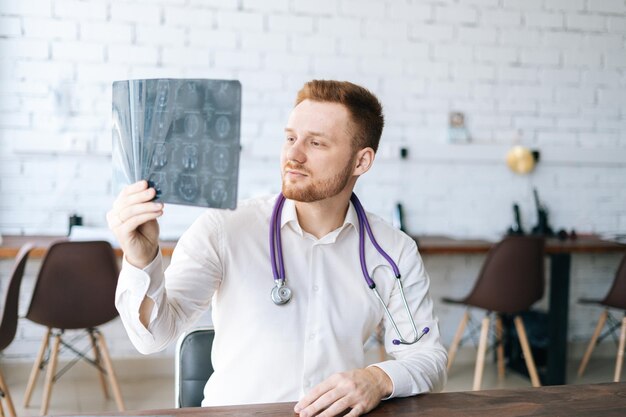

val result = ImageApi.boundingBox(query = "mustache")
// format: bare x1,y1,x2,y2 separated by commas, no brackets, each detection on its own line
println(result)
283,162,310,175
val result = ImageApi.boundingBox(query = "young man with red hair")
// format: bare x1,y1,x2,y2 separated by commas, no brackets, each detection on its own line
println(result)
109,80,446,417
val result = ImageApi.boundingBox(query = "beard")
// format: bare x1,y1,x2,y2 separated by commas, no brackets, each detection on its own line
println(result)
282,157,355,203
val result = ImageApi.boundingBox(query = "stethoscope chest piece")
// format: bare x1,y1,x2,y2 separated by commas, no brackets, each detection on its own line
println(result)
271,282,292,305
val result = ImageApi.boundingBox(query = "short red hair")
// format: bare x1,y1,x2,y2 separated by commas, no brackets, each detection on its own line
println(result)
295,80,384,153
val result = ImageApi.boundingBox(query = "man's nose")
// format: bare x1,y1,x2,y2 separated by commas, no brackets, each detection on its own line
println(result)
285,139,306,163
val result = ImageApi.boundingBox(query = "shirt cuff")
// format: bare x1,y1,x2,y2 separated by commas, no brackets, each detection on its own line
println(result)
142,250,165,298
368,360,413,399
118,251,164,293
117,250,165,330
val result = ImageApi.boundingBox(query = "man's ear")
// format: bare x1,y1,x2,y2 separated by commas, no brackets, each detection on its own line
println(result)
353,147,375,176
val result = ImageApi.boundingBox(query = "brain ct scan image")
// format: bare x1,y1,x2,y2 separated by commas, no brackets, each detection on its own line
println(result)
112,79,241,209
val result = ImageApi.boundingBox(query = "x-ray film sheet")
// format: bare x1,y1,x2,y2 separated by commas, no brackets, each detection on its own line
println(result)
112,79,241,209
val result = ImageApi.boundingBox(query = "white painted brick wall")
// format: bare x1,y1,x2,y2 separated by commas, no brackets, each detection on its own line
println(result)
52,41,105,62
0,0,625,365
53,0,107,21
0,0,53,17
566,13,607,31
588,0,626,14
525,11,564,29
545,0,585,12
267,14,314,33
608,15,626,32
110,3,161,25
217,10,264,32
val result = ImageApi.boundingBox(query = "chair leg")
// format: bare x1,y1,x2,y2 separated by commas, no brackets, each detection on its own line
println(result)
89,329,110,399
472,314,490,391
614,316,626,382
578,310,608,377
23,327,51,407
0,368,16,417
447,311,469,372
40,333,61,416
95,331,125,411
495,314,505,380
514,316,541,387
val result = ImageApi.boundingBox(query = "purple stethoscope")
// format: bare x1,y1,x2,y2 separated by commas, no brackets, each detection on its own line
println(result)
269,193,429,346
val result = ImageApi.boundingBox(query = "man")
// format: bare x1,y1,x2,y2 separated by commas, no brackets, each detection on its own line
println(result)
108,80,447,417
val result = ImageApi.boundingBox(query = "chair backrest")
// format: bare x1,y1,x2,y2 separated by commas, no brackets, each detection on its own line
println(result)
602,251,626,310
25,241,119,330
0,243,34,350
175,327,215,408
463,236,545,314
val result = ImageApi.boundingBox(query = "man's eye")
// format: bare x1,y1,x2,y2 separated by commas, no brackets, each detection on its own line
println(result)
311,141,320,147
286,136,295,142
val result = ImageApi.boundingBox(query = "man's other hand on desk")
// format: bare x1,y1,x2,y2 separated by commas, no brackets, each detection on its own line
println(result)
294,367,392,417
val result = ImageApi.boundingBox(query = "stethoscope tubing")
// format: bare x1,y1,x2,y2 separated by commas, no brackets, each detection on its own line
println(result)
270,194,286,283
269,193,425,345
351,194,401,279
351,194,420,345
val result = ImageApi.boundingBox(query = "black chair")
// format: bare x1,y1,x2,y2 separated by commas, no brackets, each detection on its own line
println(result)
175,327,215,408
443,236,545,390
22,241,125,415
0,244,34,417
578,251,626,382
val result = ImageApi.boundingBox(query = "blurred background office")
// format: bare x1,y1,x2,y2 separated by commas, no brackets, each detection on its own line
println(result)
0,0,625,413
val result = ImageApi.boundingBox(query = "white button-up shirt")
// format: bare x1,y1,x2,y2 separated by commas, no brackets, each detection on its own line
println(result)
115,195,447,406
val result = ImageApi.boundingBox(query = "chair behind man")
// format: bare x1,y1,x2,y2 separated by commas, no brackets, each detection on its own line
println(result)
175,327,215,408
443,236,545,390
578,251,626,382
22,241,125,415
0,243,34,417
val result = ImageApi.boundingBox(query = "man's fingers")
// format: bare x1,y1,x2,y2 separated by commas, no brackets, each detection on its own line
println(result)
108,202,162,232
120,180,148,197
114,184,156,210
298,388,343,417
118,202,163,224
118,211,162,234
295,369,383,417
128,186,156,204
343,406,366,417
307,392,351,417
295,380,333,413
318,396,356,417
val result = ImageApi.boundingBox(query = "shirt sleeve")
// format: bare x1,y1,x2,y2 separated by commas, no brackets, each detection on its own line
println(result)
369,239,448,398
114,210,224,355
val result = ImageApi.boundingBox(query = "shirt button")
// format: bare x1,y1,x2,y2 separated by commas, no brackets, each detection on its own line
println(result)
309,333,316,341
312,285,319,292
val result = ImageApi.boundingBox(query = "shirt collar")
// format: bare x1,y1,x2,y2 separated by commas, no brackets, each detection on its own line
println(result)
280,197,360,239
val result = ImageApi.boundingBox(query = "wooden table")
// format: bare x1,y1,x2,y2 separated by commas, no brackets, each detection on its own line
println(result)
0,235,175,259
77,383,626,417
2,234,624,385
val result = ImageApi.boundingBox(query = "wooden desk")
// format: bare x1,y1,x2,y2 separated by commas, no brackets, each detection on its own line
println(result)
89,383,626,417
2,234,624,385
0,235,177,259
